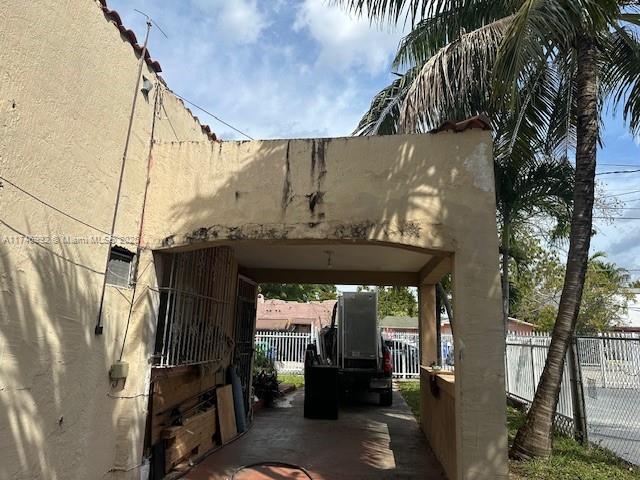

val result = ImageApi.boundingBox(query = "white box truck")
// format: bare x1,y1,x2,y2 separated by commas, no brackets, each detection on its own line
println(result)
317,292,393,406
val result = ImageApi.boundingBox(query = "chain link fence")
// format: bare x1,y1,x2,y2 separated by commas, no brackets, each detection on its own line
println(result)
507,332,640,465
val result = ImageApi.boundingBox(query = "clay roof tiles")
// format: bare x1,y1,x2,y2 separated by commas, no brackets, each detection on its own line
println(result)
431,114,492,133
98,1,217,141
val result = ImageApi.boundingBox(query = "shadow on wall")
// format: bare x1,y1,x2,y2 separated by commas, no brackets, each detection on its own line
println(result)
0,223,105,479
0,220,154,479
158,136,467,249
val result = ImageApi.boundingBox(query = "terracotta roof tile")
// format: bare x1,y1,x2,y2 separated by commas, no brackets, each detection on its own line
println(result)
99,1,162,73
98,1,217,141
431,114,492,133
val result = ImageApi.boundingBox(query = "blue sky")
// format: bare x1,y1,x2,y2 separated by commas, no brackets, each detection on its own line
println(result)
108,0,640,282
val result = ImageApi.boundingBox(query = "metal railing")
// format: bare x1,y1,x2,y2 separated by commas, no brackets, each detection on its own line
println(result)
255,330,314,374
156,287,230,367
381,330,454,378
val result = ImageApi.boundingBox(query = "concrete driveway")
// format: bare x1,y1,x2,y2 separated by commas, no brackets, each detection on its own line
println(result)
185,387,445,479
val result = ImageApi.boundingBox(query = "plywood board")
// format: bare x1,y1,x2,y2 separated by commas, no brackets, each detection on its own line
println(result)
216,385,237,444
163,407,217,471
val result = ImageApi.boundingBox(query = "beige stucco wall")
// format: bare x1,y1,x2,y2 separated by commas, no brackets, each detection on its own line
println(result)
145,133,493,253
0,1,213,479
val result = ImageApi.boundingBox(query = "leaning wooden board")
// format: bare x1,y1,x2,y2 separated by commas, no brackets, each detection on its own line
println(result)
216,384,237,444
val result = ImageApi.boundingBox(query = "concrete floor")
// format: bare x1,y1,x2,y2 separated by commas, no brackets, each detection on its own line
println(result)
185,388,445,480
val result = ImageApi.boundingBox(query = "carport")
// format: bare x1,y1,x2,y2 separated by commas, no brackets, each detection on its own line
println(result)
144,120,509,479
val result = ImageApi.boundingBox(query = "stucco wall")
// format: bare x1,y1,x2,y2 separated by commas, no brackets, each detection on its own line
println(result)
146,132,495,253
0,1,214,479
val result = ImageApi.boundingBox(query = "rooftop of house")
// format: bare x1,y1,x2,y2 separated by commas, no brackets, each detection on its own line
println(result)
256,296,337,331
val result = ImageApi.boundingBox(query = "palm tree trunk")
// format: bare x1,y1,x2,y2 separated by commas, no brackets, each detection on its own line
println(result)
511,37,598,459
501,213,511,335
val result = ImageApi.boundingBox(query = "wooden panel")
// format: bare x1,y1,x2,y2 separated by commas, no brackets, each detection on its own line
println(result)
163,407,217,471
421,367,456,480
216,385,237,444
151,366,219,445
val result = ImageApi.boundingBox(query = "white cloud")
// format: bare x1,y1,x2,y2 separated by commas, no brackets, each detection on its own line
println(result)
294,0,404,75
193,0,269,44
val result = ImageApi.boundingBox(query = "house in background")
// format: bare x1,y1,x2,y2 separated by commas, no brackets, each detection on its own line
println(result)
612,289,640,334
256,295,336,334
380,315,535,335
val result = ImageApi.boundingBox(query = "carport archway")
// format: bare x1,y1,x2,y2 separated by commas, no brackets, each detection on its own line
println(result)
147,129,509,479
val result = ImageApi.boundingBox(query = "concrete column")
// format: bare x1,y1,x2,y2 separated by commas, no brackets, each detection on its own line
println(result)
418,284,437,367
452,249,509,479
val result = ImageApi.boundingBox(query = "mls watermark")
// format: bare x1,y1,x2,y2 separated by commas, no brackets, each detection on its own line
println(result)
1,235,139,245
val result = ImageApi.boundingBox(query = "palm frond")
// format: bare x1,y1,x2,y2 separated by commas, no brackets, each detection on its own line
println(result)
398,16,512,132
353,69,417,135
393,1,519,69
603,24,640,134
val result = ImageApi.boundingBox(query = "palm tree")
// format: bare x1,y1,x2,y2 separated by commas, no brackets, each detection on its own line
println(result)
354,61,575,333
337,0,640,459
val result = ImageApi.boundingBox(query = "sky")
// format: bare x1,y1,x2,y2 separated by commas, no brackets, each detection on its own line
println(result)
108,0,640,283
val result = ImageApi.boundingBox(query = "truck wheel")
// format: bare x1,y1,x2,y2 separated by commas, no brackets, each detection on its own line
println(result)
380,389,393,407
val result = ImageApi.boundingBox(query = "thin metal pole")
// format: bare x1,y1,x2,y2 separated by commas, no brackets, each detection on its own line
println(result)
436,287,442,365
569,336,589,445
95,19,153,335
118,82,160,360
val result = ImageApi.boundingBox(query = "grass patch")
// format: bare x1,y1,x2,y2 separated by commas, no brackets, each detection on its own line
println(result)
278,373,304,389
507,406,639,480
397,380,421,423
399,381,639,479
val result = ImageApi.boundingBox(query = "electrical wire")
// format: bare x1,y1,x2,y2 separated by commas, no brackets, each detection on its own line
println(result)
596,168,640,176
169,90,255,140
603,190,640,198
0,175,111,236
598,163,640,167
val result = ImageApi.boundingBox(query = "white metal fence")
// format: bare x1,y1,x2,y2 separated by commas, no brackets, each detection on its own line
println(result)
381,331,454,378
255,330,313,374
255,329,640,465
505,332,575,420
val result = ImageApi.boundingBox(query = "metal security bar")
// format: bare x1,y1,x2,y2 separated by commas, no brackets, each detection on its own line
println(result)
154,247,235,367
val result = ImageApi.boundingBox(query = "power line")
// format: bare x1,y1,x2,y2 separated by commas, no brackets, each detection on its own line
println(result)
170,91,254,140
598,163,640,167
0,175,111,236
596,168,640,176
602,207,640,210
602,189,640,198
593,216,640,220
